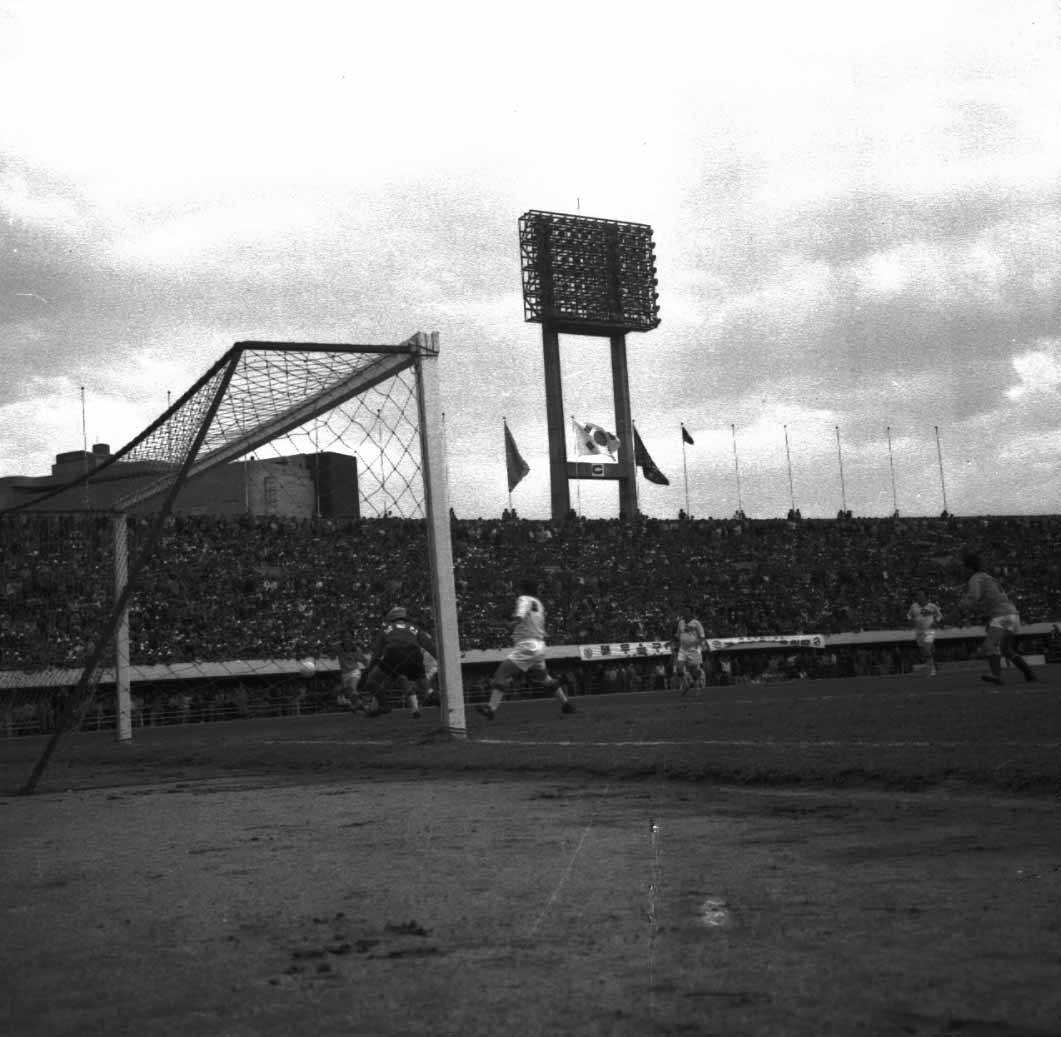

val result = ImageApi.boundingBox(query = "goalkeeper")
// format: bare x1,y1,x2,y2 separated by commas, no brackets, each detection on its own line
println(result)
362,607,438,718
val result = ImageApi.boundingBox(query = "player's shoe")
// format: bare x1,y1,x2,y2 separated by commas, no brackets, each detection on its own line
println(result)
981,675,1003,686
475,705,496,720
411,709,422,719
560,701,576,715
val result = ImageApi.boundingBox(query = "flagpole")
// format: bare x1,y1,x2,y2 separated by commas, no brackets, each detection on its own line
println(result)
934,425,949,516
631,421,640,514
681,425,690,517
504,418,512,513
730,424,743,517
886,425,898,516
80,385,89,507
784,424,795,515
835,425,848,516
441,410,452,507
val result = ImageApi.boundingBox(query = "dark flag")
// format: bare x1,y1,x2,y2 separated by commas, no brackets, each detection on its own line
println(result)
634,426,670,485
682,424,695,445
504,422,530,491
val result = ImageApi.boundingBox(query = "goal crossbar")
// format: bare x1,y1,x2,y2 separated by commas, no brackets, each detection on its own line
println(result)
114,346,418,512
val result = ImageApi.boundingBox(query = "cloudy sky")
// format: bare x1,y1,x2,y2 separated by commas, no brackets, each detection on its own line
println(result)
2,0,1060,520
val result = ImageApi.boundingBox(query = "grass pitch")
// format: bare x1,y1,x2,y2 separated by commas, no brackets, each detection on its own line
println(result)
2,667,1058,797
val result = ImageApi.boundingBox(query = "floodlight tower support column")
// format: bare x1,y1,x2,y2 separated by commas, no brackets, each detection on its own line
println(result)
542,326,571,520
414,332,467,737
610,333,637,520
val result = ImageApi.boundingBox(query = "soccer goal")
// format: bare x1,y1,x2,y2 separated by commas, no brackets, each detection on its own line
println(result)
0,333,465,794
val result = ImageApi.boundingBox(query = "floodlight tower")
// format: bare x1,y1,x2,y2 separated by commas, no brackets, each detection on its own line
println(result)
518,210,661,521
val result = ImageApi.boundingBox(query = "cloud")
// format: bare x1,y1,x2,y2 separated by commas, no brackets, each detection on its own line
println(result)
1006,339,1061,399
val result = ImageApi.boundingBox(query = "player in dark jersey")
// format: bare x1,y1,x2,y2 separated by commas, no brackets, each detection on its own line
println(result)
362,607,438,717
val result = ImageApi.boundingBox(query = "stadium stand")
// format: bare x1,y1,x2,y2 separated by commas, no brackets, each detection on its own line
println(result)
4,511,1059,671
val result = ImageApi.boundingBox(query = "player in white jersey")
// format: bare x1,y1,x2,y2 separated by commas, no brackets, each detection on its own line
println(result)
476,578,575,720
673,609,706,694
907,591,943,677
958,553,1037,686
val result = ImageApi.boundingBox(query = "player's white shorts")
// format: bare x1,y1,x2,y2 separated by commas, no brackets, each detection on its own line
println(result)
507,639,547,671
987,614,1021,633
675,648,703,668
915,631,936,647
984,613,1020,653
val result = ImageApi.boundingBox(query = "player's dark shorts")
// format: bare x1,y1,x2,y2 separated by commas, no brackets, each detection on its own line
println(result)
376,644,426,680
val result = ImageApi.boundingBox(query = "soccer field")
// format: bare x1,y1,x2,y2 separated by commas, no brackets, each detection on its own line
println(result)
3,666,1059,796
2,670,1060,1035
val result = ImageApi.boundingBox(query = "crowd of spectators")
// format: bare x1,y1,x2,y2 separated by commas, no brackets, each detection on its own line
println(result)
3,510,1060,673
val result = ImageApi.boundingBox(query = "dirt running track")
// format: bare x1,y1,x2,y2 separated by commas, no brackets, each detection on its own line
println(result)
3,773,1061,1036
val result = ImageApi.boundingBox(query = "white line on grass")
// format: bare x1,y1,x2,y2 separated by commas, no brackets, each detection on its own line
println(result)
475,738,1061,749
647,813,662,1019
528,788,608,938
262,738,396,745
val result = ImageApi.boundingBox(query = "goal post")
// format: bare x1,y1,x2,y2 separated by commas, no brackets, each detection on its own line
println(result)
412,332,465,739
1,332,466,794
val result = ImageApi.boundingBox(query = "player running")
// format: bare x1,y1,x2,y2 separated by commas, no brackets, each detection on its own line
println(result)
957,553,1038,687
907,591,943,677
337,642,372,713
362,607,438,717
673,608,706,694
475,578,575,721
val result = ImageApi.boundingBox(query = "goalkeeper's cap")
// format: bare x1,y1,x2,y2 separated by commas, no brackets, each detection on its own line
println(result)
384,606,407,621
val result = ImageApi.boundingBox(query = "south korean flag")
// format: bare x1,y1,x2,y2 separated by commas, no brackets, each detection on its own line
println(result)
571,418,620,458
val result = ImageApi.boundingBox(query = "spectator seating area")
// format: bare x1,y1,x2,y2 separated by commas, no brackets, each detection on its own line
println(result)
3,511,1060,672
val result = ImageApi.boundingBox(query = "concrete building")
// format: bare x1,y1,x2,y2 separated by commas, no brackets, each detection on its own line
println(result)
0,444,360,519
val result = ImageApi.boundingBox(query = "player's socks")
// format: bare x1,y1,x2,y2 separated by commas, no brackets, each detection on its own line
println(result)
408,693,420,718
552,686,575,714
1009,655,1035,681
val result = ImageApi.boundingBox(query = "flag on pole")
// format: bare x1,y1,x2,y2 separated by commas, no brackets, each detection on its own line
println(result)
682,424,695,445
571,418,619,457
634,426,670,485
504,422,529,491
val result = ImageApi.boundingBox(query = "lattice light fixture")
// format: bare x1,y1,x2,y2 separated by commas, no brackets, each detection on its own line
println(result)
519,209,661,335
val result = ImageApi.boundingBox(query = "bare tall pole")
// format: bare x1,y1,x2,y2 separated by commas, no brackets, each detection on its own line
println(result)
835,425,848,515
80,386,89,507
934,425,949,515
784,424,795,514
731,424,744,516
886,426,898,515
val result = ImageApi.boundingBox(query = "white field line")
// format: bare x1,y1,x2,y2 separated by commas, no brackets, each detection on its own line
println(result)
474,738,1061,749
258,736,1061,749
527,794,605,938
647,814,662,1019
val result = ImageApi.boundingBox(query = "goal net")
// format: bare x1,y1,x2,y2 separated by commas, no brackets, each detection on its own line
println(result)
1,333,465,793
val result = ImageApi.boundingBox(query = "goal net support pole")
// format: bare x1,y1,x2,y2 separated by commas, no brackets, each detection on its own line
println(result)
113,513,132,742
414,332,466,737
